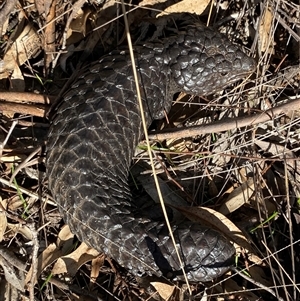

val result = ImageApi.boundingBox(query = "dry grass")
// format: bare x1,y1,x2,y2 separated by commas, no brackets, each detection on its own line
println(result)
0,0,299,300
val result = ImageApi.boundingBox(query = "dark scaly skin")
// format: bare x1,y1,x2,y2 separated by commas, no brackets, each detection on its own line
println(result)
47,16,256,282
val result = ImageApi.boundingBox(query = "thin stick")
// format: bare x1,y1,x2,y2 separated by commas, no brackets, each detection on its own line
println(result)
149,97,300,140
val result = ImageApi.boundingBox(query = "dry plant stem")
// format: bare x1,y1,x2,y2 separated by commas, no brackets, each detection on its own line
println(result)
254,166,280,297
0,245,26,272
149,97,300,140
262,241,300,295
61,0,87,50
0,0,18,34
284,162,296,301
9,146,42,184
0,101,48,117
0,92,54,104
44,0,57,76
27,223,39,301
0,91,53,117
0,102,49,117
223,239,300,301
275,13,300,42
0,120,17,157
48,277,103,301
0,177,53,205
121,0,191,292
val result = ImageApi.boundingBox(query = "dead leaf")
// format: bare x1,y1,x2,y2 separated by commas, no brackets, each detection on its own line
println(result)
258,5,274,54
1,15,9,36
52,242,100,277
0,281,22,300
199,288,207,301
219,178,255,215
90,254,105,288
25,225,78,285
56,225,75,252
140,0,169,6
7,223,33,241
0,255,25,291
180,206,239,235
1,155,24,163
0,24,41,79
0,245,26,272
157,0,210,17
248,266,273,287
0,200,7,242
7,195,27,211
0,211,7,242
70,8,92,36
150,281,175,300
25,243,61,285
221,278,260,300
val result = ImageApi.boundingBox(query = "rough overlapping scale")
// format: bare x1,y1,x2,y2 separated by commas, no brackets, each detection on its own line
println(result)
47,15,255,282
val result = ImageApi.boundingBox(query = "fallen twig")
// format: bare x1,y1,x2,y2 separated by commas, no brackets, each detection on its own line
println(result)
149,97,300,140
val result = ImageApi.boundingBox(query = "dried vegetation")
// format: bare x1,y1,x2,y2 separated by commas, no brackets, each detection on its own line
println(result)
0,0,299,300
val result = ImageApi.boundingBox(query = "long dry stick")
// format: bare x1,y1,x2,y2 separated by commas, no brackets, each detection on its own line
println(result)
149,97,300,140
